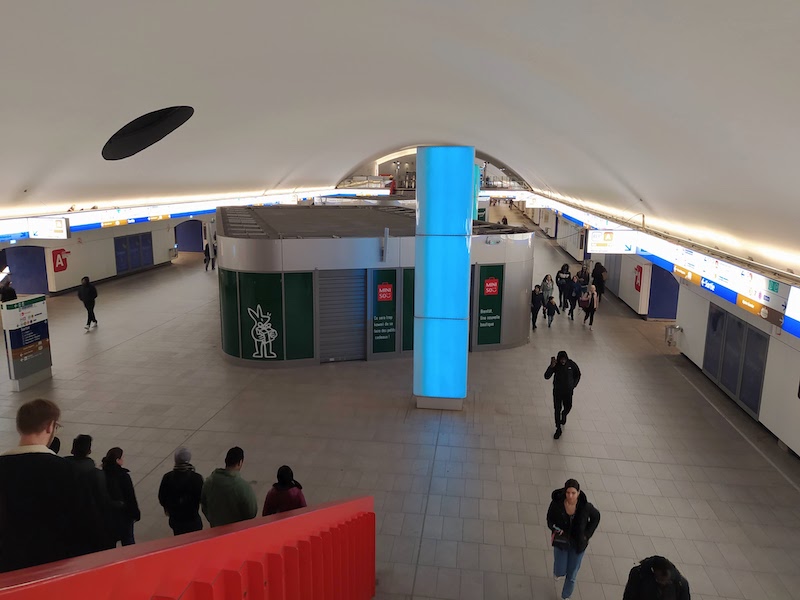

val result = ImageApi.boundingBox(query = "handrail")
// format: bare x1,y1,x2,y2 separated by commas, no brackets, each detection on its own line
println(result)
0,496,375,600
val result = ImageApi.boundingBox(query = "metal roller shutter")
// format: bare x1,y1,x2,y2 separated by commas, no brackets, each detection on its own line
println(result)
319,269,367,362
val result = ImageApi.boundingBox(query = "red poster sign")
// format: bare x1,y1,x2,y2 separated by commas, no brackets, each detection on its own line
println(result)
634,265,642,292
377,283,393,302
484,277,499,296
52,249,70,273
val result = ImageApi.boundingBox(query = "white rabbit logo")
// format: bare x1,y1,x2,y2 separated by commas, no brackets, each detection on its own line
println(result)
247,305,278,359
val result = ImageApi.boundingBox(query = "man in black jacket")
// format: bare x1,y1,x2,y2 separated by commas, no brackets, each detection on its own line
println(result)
623,555,691,600
531,285,545,330
65,434,116,550
0,399,105,572
78,276,98,330
544,350,582,439
159,447,204,535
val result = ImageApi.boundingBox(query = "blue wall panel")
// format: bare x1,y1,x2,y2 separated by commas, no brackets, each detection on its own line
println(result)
5,246,48,294
647,264,679,319
175,220,204,252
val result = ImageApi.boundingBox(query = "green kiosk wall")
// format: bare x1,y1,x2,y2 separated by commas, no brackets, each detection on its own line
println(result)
218,269,314,361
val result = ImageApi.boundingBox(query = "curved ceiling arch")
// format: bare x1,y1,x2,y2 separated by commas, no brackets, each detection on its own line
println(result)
1,2,799,267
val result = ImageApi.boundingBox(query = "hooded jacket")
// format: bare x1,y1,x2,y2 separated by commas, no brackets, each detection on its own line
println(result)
159,464,204,523
546,487,600,553
623,556,690,600
201,468,258,527
544,351,581,396
531,290,545,312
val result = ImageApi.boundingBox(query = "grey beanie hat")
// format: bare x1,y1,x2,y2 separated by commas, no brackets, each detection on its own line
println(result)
174,447,192,464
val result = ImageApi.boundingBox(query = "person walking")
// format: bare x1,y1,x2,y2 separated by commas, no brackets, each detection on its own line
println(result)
531,285,544,330
576,264,590,288
78,276,98,330
623,556,691,600
582,285,600,331
0,399,106,572
555,264,572,310
567,276,582,320
591,262,607,303
544,351,581,439
102,447,141,546
262,465,307,516
545,296,560,327
541,274,555,307
547,479,601,600
158,447,204,535
203,243,211,270
0,279,17,303
201,447,258,528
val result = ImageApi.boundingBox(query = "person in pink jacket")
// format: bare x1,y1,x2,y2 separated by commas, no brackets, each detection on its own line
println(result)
262,465,307,516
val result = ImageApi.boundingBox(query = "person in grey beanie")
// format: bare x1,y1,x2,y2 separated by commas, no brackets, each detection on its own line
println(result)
158,447,204,535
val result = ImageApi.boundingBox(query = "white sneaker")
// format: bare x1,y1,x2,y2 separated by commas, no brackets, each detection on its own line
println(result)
554,575,564,582
84,325,90,330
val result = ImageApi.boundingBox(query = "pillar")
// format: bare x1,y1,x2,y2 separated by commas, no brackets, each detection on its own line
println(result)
414,146,474,410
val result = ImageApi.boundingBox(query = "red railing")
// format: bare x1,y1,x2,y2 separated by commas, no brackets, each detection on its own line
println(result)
0,496,375,600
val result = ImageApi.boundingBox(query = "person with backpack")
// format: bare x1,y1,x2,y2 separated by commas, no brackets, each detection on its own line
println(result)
101,447,141,546
546,479,601,600
531,285,545,329
158,447,204,535
623,556,691,600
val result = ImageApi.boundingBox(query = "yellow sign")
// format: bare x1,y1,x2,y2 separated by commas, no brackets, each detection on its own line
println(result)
673,265,699,285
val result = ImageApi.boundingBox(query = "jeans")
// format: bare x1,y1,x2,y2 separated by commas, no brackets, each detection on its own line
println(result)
554,393,573,428
84,300,96,326
547,314,554,327
568,297,577,318
553,546,584,599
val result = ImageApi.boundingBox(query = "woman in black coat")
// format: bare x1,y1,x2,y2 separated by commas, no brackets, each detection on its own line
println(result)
591,262,608,302
102,447,141,546
547,479,601,600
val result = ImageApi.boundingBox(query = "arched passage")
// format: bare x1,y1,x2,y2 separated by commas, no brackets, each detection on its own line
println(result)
174,220,204,252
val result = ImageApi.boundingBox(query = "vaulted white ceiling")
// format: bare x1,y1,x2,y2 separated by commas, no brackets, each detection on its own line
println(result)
2,2,799,267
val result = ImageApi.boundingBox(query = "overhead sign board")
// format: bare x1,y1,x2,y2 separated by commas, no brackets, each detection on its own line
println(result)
587,230,639,254
28,217,69,239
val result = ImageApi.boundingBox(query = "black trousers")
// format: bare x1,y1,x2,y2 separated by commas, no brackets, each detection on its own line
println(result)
170,515,203,536
584,307,596,326
558,286,568,308
568,297,578,317
554,393,573,428
84,300,96,325
531,309,540,328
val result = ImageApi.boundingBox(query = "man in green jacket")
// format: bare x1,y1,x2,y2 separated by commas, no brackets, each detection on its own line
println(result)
201,446,258,527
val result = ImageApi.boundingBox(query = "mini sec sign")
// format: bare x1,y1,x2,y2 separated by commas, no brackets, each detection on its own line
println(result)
377,283,393,302
484,277,499,296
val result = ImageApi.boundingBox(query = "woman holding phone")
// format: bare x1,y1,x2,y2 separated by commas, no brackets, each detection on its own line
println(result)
546,479,601,599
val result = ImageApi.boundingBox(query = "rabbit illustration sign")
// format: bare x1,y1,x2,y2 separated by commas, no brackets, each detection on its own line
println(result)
248,305,279,359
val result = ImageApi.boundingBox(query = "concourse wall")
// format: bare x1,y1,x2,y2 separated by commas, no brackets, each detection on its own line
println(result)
216,232,534,365
675,280,800,456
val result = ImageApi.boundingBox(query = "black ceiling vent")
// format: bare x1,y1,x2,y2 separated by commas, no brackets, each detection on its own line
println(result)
102,106,194,160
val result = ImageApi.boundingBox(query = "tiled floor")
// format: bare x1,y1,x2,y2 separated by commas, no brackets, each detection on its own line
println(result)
2,205,800,600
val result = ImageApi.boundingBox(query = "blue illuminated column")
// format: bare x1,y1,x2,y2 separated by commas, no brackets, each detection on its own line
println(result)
414,146,474,410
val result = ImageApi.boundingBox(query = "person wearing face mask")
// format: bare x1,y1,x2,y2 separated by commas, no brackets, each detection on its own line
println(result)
547,479,601,600
544,351,582,439
623,555,691,600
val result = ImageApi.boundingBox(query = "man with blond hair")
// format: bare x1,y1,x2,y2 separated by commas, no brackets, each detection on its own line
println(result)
0,399,105,572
